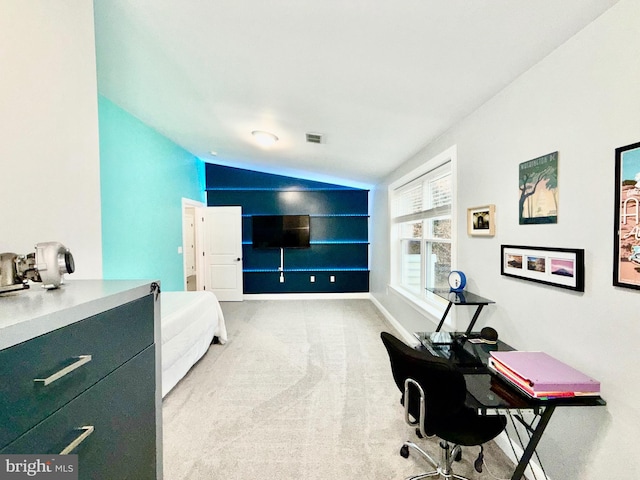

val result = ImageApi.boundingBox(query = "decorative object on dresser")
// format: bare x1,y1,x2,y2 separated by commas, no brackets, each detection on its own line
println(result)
0,241,74,293
0,280,162,480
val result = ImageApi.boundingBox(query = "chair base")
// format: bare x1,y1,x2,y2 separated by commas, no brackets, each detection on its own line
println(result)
401,440,470,480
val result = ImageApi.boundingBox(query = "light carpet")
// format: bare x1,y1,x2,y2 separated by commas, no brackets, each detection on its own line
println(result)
162,299,515,479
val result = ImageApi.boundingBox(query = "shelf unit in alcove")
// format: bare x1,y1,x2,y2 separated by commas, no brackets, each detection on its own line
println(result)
206,164,370,293
241,213,370,293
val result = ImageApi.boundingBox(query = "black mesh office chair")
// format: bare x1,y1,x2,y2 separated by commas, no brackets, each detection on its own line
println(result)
381,332,507,480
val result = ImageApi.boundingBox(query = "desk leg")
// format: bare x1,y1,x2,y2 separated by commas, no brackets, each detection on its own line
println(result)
511,405,556,480
464,304,485,336
435,302,453,332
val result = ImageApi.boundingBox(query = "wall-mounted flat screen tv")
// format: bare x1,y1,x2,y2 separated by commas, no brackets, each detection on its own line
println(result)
252,215,311,249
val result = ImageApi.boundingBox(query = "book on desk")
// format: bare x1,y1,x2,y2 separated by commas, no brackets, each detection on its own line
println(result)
488,351,600,399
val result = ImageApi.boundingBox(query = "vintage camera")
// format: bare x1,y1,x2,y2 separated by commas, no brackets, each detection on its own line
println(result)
0,242,75,293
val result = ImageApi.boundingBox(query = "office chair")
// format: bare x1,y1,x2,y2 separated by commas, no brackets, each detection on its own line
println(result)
381,332,507,480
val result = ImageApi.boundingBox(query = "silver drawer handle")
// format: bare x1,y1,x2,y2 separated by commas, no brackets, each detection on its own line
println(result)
34,355,92,386
60,425,95,455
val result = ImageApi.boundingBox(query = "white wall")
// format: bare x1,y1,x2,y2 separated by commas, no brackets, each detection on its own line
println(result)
0,1,102,278
372,1,640,478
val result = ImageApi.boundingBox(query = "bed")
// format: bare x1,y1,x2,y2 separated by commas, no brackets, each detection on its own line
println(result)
161,291,227,397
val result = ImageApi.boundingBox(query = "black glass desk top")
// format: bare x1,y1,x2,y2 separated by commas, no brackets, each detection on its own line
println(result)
415,331,513,373
415,331,607,409
426,288,495,305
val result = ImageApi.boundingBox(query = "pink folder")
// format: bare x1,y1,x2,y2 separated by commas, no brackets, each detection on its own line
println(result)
489,351,600,394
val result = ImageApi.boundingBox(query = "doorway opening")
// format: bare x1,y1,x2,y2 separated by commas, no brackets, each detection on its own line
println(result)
182,198,205,291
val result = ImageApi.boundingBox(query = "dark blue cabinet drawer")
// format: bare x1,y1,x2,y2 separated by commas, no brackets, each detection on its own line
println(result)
0,295,154,448
1,346,156,479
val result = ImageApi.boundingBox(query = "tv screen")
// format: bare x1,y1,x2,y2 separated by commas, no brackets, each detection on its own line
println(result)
252,215,310,249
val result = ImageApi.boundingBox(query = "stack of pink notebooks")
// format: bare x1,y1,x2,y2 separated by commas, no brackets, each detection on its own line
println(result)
488,351,600,399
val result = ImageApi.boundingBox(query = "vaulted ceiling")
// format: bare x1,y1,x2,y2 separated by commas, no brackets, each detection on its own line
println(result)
94,0,618,187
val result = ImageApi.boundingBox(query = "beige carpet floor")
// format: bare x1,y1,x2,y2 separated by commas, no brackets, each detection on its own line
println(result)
162,299,516,479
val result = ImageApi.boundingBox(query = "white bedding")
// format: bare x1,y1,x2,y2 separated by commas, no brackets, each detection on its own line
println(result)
161,291,227,397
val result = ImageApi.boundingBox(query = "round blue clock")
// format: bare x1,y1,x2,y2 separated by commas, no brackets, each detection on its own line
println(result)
448,270,467,292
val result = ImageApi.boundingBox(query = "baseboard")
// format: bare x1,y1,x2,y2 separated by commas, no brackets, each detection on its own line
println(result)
243,292,370,300
368,294,422,346
492,431,548,480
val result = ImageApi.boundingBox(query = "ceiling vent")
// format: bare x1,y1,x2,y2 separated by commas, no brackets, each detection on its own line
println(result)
305,132,324,144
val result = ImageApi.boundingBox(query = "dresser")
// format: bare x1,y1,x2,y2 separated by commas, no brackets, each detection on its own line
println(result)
0,280,162,479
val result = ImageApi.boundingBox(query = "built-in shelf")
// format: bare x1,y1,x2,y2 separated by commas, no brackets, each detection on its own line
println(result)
311,241,369,245
242,213,369,217
207,163,369,294
242,241,369,245
206,188,359,192
244,267,369,273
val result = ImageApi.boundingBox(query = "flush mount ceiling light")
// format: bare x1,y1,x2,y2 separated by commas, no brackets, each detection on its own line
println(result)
251,130,279,147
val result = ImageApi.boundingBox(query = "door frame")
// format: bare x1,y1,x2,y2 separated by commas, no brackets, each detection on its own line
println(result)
181,197,205,291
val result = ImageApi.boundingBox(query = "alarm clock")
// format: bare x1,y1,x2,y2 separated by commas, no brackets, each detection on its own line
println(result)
448,270,466,292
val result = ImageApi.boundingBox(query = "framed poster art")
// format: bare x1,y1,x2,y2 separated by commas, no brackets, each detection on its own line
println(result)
467,205,495,236
501,245,584,292
519,151,558,224
613,141,640,289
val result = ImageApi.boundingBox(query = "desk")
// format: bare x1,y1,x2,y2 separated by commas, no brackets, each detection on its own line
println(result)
426,288,494,335
415,333,606,480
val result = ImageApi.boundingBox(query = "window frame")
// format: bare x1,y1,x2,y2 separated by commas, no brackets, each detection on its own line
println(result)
388,146,458,319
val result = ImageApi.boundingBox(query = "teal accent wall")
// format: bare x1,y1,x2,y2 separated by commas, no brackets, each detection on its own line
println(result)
98,96,205,291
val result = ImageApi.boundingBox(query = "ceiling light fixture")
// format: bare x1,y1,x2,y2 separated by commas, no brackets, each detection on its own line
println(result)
251,130,279,147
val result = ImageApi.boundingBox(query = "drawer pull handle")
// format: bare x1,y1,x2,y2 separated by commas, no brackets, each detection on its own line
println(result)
34,355,92,386
60,425,95,455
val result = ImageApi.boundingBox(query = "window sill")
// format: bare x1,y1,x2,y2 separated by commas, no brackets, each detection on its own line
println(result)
387,284,449,327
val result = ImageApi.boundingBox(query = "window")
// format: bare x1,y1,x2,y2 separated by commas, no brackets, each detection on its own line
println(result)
389,147,455,311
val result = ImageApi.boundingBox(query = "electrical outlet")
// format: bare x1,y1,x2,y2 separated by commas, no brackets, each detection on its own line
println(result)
310,275,315,283
279,274,285,283
330,275,336,283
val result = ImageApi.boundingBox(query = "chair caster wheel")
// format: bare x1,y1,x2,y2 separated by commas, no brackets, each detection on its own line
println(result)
415,427,424,439
454,450,462,462
400,445,410,458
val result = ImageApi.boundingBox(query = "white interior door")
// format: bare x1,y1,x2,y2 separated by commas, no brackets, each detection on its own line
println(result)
201,206,243,301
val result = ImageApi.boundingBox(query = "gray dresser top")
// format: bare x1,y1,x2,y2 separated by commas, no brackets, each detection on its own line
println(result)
0,279,156,350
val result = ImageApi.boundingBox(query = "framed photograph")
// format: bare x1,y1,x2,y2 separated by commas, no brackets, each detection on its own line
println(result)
613,141,640,289
501,245,584,292
467,204,495,236
519,151,558,224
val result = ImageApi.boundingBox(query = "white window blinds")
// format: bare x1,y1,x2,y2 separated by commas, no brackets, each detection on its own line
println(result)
393,161,451,224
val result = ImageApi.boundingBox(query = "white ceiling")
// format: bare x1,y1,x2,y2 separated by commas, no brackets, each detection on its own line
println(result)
93,0,618,187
